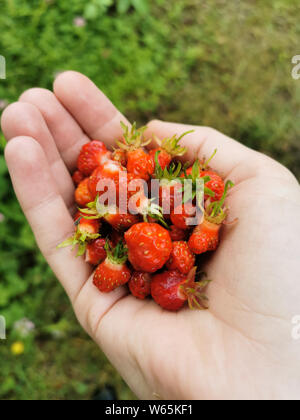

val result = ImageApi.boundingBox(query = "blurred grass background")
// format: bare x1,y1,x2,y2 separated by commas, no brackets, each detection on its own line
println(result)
0,0,299,400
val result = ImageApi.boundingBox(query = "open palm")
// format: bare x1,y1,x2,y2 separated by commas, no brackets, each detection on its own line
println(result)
2,72,300,400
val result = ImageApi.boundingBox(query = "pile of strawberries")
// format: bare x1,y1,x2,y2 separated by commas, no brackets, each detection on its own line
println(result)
59,123,234,311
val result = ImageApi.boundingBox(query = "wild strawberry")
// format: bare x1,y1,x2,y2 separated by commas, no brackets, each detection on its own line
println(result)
149,148,172,171
149,131,192,170
166,241,195,274
72,170,85,186
88,160,126,201
116,123,154,181
127,149,154,181
112,148,127,167
124,222,173,273
104,208,141,231
75,178,93,207
86,238,107,265
183,149,218,177
117,172,144,211
188,219,221,254
58,216,100,256
153,159,183,217
77,140,111,176
182,151,225,202
78,201,140,232
124,175,168,228
170,202,200,230
128,192,166,225
201,170,225,202
128,272,152,300
93,241,131,293
151,268,210,311
180,159,215,205
169,225,188,241
74,210,94,222
188,180,234,254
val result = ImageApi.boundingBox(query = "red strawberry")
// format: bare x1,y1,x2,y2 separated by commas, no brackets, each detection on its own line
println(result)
123,174,167,226
166,241,195,274
116,123,154,181
182,151,224,202
78,201,140,232
88,160,126,201
169,225,188,241
159,180,182,217
93,241,131,293
201,170,224,202
112,148,127,167
188,180,234,254
188,219,221,254
183,149,218,178
151,268,209,311
170,202,200,230
149,131,191,170
149,148,172,171
72,170,85,186
128,272,152,300
58,215,100,256
75,216,100,235
74,210,96,222
104,208,141,231
75,178,94,207
180,160,216,206
124,223,173,273
86,238,107,265
127,148,154,181
77,140,111,176
152,159,183,217
118,172,144,211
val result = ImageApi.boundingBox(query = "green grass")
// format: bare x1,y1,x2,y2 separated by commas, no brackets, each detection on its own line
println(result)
0,0,299,400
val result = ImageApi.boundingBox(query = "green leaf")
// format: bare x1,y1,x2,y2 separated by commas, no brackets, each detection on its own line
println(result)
192,160,200,180
84,3,99,20
57,237,74,249
117,0,131,14
0,156,8,176
132,0,149,14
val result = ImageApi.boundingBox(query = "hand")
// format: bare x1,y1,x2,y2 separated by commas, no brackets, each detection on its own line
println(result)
2,71,300,400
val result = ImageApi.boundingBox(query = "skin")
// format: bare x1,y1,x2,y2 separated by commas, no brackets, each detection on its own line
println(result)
2,71,300,400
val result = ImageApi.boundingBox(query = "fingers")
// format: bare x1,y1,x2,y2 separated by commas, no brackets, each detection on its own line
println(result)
1,102,75,209
145,120,256,179
4,136,91,301
54,71,130,148
19,88,90,171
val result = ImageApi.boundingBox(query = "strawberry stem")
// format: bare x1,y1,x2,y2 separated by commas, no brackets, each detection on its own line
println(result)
203,149,217,169
154,151,182,180
57,229,100,257
180,268,211,310
105,239,128,265
117,122,151,151
143,200,169,229
154,130,193,157
180,161,215,206
210,180,234,218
